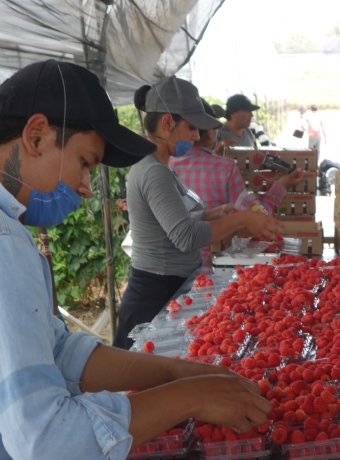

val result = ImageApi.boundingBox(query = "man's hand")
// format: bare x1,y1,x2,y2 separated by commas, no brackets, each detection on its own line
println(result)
128,373,272,448
188,374,272,433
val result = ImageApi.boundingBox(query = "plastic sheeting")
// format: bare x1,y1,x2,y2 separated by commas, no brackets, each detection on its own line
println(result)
0,0,225,105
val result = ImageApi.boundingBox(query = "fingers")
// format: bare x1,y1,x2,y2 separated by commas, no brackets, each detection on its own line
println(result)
190,375,272,433
219,391,271,433
250,391,272,415
229,392,271,433
234,406,268,433
249,214,283,241
222,203,235,215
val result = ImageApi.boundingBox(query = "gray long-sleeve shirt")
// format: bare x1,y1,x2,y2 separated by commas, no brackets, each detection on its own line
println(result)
127,154,211,277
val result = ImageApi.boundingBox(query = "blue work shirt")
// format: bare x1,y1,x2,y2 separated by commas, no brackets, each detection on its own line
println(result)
0,184,132,459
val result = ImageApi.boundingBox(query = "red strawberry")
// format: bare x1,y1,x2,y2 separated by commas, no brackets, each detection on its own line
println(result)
290,429,305,444
315,431,329,441
143,340,155,353
271,427,288,444
183,296,193,306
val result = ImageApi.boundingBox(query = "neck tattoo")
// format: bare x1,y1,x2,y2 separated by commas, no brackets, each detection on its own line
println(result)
3,144,22,197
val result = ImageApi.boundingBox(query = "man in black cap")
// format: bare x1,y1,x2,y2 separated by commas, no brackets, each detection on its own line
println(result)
216,94,260,149
0,61,271,459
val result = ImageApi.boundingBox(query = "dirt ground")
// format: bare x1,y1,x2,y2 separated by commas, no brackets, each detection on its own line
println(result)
60,280,127,345
63,303,114,344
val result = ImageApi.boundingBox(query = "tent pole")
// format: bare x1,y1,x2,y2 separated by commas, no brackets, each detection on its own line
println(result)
78,0,117,342
93,2,118,342
99,164,117,339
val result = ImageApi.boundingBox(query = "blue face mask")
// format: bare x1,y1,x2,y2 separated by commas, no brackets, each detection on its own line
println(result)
23,181,81,227
174,140,193,157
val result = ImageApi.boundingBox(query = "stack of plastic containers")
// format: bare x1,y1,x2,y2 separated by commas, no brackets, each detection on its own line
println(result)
128,256,340,459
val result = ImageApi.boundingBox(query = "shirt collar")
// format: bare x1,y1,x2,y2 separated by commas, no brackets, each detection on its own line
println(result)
0,183,26,220
192,145,213,155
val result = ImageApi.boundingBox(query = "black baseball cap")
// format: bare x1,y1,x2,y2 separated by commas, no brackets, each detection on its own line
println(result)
144,76,222,130
0,60,156,167
210,104,226,119
226,94,260,117
201,98,218,118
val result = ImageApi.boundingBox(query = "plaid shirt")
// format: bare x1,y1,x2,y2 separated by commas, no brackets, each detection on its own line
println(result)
170,146,286,215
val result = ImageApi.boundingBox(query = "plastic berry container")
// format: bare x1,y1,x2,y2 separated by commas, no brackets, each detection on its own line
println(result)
198,437,271,460
141,337,188,358
128,420,195,459
284,437,340,459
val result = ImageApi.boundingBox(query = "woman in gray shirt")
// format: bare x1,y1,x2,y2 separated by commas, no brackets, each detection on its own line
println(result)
113,77,282,349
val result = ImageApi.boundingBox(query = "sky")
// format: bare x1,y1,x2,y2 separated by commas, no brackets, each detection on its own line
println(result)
190,0,340,101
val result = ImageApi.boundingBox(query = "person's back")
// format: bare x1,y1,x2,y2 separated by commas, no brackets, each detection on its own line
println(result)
304,107,323,137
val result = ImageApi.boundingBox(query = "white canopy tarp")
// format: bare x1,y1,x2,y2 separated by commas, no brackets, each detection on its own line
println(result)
0,0,225,105
0,0,225,338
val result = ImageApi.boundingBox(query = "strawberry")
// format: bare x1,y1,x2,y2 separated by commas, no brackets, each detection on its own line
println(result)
271,426,288,444
183,296,193,306
290,429,305,444
143,340,155,353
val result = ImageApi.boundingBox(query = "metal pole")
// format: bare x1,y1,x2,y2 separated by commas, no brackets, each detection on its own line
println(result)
38,227,59,316
99,164,117,338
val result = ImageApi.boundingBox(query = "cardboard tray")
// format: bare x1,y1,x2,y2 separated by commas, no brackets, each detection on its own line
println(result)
242,170,317,194
224,148,318,171
280,221,323,255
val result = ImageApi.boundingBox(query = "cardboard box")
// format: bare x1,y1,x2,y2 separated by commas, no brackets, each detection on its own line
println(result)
242,170,317,194
266,193,316,215
270,149,318,171
223,148,263,170
277,214,315,222
280,221,323,255
224,148,318,171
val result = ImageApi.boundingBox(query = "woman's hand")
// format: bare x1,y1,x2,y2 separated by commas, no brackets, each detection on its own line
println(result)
204,203,235,221
242,210,284,241
277,167,304,189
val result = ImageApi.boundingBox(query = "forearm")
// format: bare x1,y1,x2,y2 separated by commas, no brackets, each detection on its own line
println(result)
81,345,176,392
80,345,231,393
208,212,248,243
204,204,233,221
260,182,286,214
208,210,283,243
128,379,197,448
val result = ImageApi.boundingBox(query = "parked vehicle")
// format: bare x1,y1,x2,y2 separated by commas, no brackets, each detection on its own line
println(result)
318,159,340,195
